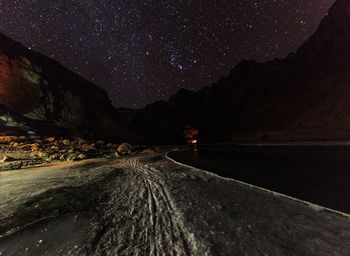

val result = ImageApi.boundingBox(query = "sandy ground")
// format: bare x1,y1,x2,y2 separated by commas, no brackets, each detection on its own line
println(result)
0,152,349,255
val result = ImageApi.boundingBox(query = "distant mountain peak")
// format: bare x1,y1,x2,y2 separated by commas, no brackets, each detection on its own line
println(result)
296,0,350,68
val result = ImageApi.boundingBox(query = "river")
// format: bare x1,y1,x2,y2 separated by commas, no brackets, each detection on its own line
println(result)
168,145,350,214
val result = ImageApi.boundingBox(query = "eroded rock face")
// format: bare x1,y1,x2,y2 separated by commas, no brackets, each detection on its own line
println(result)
0,33,138,142
128,0,350,143
0,55,43,114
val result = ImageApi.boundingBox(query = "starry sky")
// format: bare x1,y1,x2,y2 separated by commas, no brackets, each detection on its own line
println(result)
0,0,335,108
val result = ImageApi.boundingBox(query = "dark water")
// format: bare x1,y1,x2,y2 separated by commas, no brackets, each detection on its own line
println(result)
169,145,350,214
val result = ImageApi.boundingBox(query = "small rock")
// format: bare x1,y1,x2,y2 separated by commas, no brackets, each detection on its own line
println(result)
77,153,87,160
10,142,19,147
48,153,60,161
67,152,87,161
46,137,56,143
31,144,40,152
62,139,71,146
50,145,60,151
36,151,48,158
81,144,94,152
67,155,77,162
1,156,17,162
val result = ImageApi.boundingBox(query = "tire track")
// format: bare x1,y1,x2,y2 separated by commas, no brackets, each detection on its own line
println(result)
115,157,204,256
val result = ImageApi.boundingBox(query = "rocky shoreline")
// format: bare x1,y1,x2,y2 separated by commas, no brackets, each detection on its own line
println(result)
0,136,155,171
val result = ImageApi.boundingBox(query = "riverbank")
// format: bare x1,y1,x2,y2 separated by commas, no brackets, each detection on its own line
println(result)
168,145,350,214
0,135,158,172
1,152,349,255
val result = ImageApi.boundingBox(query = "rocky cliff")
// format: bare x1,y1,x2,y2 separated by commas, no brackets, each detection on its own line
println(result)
128,0,350,143
0,33,138,141
1,0,347,144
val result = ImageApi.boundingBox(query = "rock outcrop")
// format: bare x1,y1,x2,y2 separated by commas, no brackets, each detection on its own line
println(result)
0,33,138,141
128,0,350,143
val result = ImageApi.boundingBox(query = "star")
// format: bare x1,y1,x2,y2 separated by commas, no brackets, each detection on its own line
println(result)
0,0,336,108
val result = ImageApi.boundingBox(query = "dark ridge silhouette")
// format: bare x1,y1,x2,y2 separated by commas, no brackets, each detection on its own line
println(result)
0,0,349,144
0,33,139,141
127,0,350,143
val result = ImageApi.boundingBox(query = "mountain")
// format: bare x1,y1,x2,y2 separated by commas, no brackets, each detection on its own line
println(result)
0,33,138,141
1,0,346,144
127,0,350,143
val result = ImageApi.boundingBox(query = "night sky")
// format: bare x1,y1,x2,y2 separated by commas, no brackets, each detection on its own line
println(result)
0,0,335,108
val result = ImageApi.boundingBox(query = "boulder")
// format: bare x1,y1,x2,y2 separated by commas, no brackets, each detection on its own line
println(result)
117,143,134,156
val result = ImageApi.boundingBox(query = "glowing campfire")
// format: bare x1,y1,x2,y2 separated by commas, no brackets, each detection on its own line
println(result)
184,127,199,145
